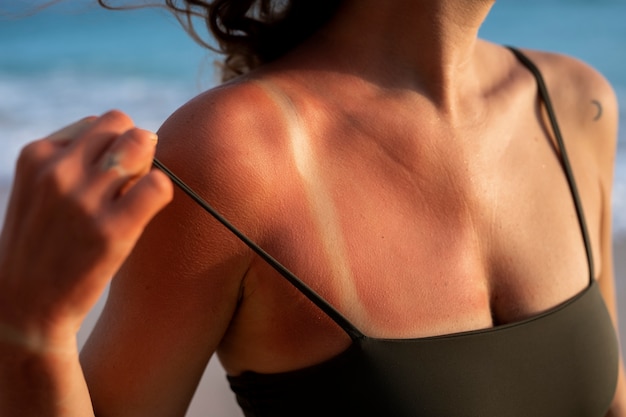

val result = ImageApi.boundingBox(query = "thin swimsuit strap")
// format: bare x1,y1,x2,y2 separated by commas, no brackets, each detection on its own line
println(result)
151,158,364,340
152,46,594,340
507,46,595,283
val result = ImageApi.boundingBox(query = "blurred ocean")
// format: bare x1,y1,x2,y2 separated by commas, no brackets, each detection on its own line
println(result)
0,0,624,237
0,1,624,416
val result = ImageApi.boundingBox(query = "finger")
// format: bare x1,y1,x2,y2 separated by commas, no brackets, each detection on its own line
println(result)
46,116,98,145
67,110,137,166
97,128,157,176
94,127,159,199
107,168,174,234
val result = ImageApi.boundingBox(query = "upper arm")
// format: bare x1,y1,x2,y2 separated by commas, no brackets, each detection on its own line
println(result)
554,56,619,307
529,49,619,286
539,50,623,413
587,65,626,417
549,50,624,416
79,83,279,416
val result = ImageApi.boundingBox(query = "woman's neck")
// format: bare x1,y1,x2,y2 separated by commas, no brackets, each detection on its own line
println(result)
308,0,498,114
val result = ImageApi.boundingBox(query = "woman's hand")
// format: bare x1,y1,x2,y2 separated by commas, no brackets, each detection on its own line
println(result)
0,110,173,352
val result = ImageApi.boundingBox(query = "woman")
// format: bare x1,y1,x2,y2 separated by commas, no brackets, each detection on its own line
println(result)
1,0,623,415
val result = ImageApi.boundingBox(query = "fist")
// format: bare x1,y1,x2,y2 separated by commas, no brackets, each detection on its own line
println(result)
0,110,173,348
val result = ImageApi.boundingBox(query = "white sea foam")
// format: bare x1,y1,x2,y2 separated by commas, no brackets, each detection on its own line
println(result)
0,0,625,239
0,71,206,176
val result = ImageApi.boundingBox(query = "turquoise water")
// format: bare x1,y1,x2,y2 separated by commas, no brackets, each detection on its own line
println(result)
0,0,625,234
0,3,624,416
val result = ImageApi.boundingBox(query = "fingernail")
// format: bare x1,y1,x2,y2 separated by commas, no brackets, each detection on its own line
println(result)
136,129,158,145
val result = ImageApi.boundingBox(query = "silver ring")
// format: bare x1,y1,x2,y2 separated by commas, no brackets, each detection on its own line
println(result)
101,152,121,172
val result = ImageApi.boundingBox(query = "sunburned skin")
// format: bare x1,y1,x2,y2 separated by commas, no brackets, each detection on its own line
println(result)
254,80,365,319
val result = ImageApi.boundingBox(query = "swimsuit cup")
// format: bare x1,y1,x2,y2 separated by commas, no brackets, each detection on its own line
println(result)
154,47,619,417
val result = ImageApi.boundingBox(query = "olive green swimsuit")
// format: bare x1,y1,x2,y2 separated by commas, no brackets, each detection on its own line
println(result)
154,47,619,417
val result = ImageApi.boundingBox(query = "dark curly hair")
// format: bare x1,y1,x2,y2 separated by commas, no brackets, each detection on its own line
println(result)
98,0,342,81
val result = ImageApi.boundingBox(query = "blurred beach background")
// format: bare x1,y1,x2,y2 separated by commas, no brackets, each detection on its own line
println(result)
0,0,624,416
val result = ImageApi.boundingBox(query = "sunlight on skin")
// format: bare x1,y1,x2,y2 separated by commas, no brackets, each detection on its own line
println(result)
255,80,363,316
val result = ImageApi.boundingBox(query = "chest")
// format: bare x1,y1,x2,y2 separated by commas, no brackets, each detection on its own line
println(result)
255,152,589,343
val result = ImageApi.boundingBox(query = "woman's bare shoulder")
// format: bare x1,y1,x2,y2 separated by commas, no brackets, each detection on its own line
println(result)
518,48,618,172
154,77,293,219
519,48,618,140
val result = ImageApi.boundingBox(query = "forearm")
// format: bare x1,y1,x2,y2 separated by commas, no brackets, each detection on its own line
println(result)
0,329,94,417
0,112,172,417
